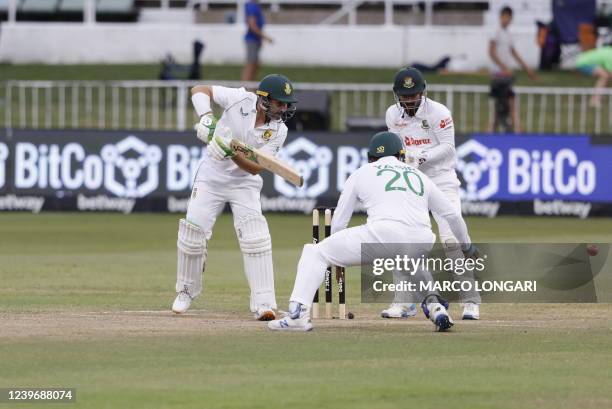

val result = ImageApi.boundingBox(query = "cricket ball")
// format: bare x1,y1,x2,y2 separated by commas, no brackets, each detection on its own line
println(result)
587,244,599,256
347,312,354,320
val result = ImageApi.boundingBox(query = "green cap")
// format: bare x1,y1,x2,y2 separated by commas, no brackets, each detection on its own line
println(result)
393,67,426,96
256,74,298,103
368,132,404,158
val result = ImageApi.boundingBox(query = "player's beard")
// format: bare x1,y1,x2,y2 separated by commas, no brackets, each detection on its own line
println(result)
401,99,421,117
396,93,423,117
257,97,295,123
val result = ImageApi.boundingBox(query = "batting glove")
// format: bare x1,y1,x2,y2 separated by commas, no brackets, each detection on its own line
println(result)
207,126,235,161
195,113,218,144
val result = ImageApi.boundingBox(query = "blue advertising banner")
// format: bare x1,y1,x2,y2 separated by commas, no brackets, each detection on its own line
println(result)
456,134,612,202
1,129,611,216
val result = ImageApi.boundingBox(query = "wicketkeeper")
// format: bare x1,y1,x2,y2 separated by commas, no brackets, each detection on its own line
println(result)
171,74,298,321
382,67,481,320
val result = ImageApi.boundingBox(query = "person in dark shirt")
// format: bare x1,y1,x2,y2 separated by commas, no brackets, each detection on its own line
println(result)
241,0,273,81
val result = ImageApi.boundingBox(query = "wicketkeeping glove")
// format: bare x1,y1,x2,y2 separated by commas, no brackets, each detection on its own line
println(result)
195,113,218,144
405,151,426,167
463,244,482,260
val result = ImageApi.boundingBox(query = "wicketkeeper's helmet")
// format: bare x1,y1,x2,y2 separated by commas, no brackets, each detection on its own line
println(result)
392,67,426,96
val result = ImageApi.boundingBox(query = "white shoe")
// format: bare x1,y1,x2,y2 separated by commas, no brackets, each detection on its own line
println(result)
462,303,480,320
429,303,454,332
268,302,313,332
172,290,192,314
381,303,417,318
254,304,276,321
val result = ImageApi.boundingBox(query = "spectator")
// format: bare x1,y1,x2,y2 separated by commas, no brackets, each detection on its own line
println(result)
489,6,537,133
575,46,612,108
241,0,273,82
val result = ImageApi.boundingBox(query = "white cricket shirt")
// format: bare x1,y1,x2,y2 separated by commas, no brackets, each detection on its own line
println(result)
331,156,471,245
386,98,459,186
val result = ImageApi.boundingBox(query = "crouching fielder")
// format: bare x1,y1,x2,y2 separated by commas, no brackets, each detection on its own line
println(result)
172,74,298,321
268,132,478,332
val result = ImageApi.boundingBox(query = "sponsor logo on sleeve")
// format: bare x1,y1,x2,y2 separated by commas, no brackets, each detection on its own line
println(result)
439,117,453,129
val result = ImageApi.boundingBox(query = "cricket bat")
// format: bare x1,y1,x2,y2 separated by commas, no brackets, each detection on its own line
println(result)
230,139,304,187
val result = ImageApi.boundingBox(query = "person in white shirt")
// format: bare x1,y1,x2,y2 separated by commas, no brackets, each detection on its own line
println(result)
171,74,297,321
268,132,479,332
489,6,537,132
383,67,481,320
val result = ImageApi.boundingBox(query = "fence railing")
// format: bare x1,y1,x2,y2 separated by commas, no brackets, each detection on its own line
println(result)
2,80,611,134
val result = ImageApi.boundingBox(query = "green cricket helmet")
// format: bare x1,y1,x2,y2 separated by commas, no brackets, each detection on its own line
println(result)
256,74,298,103
368,131,405,161
256,74,297,122
392,67,426,117
393,67,426,96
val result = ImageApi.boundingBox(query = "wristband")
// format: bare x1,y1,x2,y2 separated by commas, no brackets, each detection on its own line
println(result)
191,93,212,117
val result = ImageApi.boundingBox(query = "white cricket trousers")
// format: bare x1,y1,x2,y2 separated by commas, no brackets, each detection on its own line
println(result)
176,165,277,311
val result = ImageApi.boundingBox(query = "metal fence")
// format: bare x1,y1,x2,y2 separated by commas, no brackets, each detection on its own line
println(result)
2,80,611,134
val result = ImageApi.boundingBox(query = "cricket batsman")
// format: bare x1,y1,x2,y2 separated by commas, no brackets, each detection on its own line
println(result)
171,74,298,321
381,67,481,320
268,132,478,332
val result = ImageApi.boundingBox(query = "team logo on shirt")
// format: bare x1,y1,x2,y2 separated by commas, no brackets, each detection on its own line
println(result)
403,77,414,88
284,83,292,95
376,146,385,153
439,117,453,129
263,129,273,141
421,120,430,130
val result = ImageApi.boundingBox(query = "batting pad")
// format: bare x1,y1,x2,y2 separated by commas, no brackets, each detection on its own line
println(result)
234,214,277,311
175,218,207,298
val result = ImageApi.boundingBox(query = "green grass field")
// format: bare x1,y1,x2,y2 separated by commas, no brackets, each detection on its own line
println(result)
0,63,597,86
1,213,612,409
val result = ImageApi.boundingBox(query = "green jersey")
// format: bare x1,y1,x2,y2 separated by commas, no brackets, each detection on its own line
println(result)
576,47,612,71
